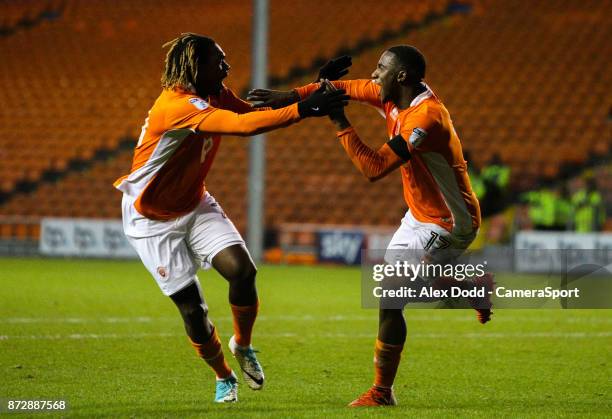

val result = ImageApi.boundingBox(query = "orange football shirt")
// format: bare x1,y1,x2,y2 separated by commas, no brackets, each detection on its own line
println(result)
114,86,300,221
296,80,480,235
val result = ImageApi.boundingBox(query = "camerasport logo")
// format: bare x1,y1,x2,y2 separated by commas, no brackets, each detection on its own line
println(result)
157,266,168,278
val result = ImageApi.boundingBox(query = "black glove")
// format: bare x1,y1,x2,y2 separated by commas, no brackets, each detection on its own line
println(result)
316,55,352,82
297,84,349,118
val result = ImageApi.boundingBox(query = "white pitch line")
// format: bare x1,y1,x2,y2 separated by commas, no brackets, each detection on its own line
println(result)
1,315,611,324
0,331,610,341
0,316,175,324
0,332,178,340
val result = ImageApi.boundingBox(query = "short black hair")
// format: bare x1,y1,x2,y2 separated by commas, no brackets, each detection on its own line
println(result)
387,45,426,82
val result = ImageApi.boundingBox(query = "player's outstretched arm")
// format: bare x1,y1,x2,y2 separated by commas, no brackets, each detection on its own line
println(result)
198,85,349,136
327,95,407,182
217,86,265,114
249,79,381,110
247,55,355,109
217,85,292,114
246,89,301,110
296,79,381,108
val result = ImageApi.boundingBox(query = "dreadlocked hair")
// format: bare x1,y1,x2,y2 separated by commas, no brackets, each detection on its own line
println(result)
161,33,215,90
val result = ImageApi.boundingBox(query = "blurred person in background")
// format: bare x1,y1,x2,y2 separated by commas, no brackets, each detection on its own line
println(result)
522,187,557,231
572,176,605,232
465,150,486,202
553,184,573,231
481,153,510,217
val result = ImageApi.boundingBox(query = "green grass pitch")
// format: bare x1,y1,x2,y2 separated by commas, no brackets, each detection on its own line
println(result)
1,258,610,418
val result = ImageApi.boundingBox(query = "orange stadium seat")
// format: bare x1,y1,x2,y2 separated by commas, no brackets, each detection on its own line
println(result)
0,0,609,234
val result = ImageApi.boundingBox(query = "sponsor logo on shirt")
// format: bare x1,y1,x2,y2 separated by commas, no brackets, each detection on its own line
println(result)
189,97,209,110
409,127,428,148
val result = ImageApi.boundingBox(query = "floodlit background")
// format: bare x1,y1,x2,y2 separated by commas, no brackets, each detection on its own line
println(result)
0,0,610,259
0,1,610,417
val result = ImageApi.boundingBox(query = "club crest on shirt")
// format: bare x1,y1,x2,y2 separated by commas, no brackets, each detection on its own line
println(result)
189,97,209,110
409,127,428,148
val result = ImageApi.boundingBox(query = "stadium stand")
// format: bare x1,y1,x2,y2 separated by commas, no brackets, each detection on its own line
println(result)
264,0,611,227
267,0,450,77
0,0,609,242
0,0,454,235
0,0,64,36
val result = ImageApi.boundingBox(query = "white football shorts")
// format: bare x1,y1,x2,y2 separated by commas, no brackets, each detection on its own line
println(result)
385,210,476,265
121,192,246,296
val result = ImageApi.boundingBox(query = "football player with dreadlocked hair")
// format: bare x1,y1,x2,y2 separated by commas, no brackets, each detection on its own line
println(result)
115,33,349,403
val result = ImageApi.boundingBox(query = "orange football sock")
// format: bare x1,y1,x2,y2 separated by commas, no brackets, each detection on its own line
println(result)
373,338,404,389
230,300,259,347
189,326,232,379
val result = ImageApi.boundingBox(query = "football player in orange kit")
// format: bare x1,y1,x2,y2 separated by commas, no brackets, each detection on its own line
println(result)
114,33,348,403
249,46,493,406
